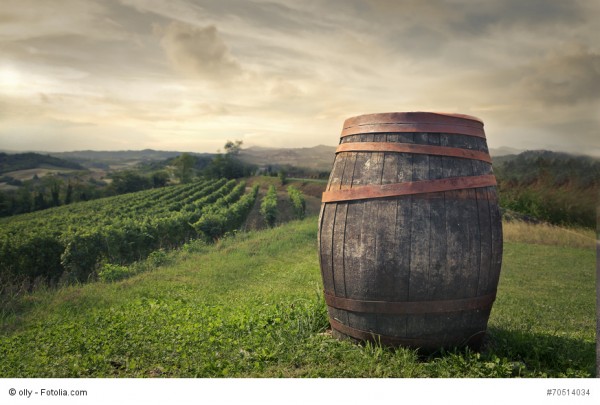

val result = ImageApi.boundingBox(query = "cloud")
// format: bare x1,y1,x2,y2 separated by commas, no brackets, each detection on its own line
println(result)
451,43,600,107
519,44,600,106
0,0,172,85
158,21,242,81
267,77,305,99
0,0,598,155
364,0,585,35
0,0,127,42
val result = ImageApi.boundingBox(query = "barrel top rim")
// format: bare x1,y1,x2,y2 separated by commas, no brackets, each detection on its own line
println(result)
343,112,484,129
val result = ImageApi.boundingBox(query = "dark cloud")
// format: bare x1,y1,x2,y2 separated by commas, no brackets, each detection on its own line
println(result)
449,0,585,35
520,44,600,106
471,43,600,108
158,21,242,81
364,0,585,34
537,117,600,155
354,0,588,64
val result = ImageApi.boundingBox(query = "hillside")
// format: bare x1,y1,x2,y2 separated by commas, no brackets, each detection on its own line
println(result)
0,152,84,175
0,217,594,377
0,179,259,284
238,145,336,172
493,150,599,228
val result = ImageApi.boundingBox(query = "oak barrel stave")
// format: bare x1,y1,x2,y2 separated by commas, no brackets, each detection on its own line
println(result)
319,112,503,350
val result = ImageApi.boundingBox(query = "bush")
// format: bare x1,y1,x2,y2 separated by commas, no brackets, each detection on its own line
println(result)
287,186,306,220
60,230,106,283
97,263,132,282
278,170,287,186
260,185,278,227
147,249,169,267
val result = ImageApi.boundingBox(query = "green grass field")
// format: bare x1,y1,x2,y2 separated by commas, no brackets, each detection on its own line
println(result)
0,217,595,377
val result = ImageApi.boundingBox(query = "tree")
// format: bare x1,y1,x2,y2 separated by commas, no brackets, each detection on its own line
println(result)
224,140,243,157
42,176,63,207
278,169,287,186
15,188,32,214
65,183,73,205
151,170,170,188
0,191,8,216
205,140,255,179
110,170,152,194
33,191,47,211
174,153,196,183
50,182,60,207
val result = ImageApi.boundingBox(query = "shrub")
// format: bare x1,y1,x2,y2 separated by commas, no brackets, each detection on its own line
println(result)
287,186,306,220
278,170,287,186
97,263,132,282
147,249,169,267
60,230,106,283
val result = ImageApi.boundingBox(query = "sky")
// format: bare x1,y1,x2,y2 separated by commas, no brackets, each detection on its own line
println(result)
0,0,599,156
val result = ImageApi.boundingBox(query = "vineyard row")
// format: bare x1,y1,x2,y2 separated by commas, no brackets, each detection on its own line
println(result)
0,179,259,284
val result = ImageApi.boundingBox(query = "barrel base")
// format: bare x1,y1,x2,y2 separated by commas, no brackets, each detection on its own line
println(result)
329,321,486,353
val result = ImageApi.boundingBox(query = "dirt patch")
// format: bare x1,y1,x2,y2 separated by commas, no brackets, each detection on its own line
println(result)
242,180,324,231
0,182,19,191
242,188,268,231
290,181,327,199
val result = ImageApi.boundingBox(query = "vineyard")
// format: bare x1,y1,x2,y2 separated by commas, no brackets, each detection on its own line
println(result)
0,179,258,284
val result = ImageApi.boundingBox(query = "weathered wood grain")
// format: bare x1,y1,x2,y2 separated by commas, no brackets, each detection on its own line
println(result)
319,113,502,351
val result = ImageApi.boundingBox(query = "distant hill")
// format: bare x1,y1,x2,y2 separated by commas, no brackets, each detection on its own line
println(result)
0,152,84,175
494,150,599,187
238,145,336,171
49,149,215,170
51,150,183,168
51,149,186,162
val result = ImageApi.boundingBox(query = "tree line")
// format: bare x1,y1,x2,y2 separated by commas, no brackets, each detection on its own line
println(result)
495,150,599,228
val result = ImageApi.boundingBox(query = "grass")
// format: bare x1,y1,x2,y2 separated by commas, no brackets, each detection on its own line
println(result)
486,242,595,377
503,220,595,249
0,217,595,377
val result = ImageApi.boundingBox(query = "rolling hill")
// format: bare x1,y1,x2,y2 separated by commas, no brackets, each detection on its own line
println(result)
0,152,84,175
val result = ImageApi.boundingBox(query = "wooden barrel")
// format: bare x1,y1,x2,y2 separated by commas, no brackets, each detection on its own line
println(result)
318,112,503,351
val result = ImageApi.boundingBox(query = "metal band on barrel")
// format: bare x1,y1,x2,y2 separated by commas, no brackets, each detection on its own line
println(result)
343,112,484,128
340,123,486,139
324,291,496,314
329,318,486,347
336,142,492,163
321,174,497,203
